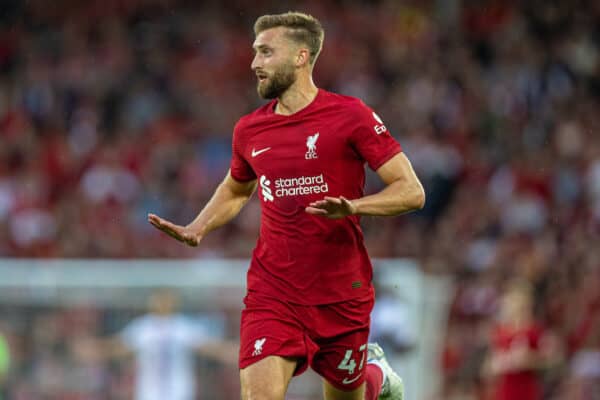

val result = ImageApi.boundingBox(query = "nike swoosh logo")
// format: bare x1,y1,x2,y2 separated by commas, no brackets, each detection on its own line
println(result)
342,373,363,385
251,147,271,157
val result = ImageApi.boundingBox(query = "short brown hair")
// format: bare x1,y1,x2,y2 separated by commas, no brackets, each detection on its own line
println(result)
254,11,324,65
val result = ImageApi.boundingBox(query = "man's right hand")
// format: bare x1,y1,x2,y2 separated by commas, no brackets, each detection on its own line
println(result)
148,213,202,247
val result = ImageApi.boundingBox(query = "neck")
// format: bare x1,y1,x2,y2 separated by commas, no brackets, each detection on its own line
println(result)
506,314,531,329
275,74,318,116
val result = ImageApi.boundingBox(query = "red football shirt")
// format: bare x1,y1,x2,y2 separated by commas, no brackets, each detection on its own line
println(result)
230,89,402,305
491,324,543,400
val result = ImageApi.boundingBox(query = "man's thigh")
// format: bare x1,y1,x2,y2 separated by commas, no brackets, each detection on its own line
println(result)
240,355,297,400
312,333,370,391
238,293,302,399
239,293,315,374
310,297,373,391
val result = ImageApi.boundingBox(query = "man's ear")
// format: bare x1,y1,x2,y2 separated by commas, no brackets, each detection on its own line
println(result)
296,48,310,67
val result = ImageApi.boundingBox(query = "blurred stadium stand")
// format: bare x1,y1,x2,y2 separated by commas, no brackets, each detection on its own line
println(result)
1,0,600,399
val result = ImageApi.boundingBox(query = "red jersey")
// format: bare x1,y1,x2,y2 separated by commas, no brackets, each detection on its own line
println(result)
491,324,543,400
230,89,402,305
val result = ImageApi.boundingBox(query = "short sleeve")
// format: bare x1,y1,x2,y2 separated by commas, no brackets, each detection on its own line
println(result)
349,102,402,171
120,318,144,349
230,120,257,182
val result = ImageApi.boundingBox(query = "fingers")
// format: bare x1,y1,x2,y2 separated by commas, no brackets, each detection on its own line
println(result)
306,198,335,216
306,196,356,219
323,196,342,204
148,213,173,230
308,200,327,208
305,206,329,215
148,214,178,233
147,213,199,246
147,213,160,225
308,197,341,208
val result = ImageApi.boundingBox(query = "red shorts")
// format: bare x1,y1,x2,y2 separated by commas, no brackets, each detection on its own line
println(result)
239,291,374,391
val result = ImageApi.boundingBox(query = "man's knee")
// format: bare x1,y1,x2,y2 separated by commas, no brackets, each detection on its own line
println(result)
240,382,286,400
323,380,366,400
240,356,297,400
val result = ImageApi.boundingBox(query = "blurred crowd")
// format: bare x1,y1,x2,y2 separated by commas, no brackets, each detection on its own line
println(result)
1,0,600,399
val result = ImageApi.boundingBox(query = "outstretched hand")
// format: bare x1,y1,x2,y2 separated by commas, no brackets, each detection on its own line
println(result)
305,196,357,219
147,213,202,246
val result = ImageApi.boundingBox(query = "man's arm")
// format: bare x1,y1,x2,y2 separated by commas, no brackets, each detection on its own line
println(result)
195,339,239,365
103,337,133,358
305,152,425,218
148,171,257,246
73,335,133,362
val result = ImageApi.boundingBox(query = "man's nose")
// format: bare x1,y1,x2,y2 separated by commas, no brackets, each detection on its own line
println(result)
251,55,260,70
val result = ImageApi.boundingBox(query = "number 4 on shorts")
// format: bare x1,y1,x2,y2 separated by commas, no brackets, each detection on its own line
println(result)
337,344,367,375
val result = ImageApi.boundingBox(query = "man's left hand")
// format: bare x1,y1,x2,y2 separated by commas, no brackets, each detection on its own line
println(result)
305,196,357,219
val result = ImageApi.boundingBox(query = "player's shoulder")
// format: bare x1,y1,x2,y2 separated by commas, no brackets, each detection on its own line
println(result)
320,90,374,118
122,314,150,334
320,89,364,107
235,101,277,132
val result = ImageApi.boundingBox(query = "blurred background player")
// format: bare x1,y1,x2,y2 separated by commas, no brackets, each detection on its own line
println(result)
370,285,416,355
149,11,424,400
559,265,600,399
78,289,237,400
482,280,562,400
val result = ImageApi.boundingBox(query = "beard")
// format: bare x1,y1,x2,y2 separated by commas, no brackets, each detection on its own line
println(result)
257,63,296,99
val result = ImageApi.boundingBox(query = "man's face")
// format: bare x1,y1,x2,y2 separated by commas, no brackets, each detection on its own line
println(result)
499,291,531,322
251,27,298,99
148,290,179,315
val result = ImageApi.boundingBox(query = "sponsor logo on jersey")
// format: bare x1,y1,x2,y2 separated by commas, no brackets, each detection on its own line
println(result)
260,175,274,202
372,112,387,134
305,133,319,159
251,147,271,157
372,112,383,124
275,174,329,197
252,338,266,356
259,174,329,201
